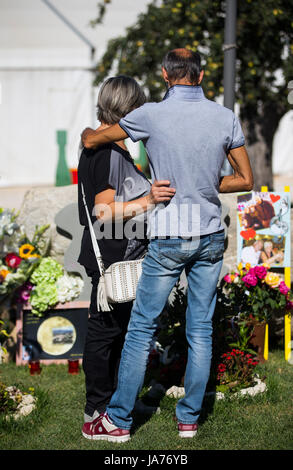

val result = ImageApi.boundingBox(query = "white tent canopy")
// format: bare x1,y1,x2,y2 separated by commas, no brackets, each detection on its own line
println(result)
0,0,149,187
272,110,293,176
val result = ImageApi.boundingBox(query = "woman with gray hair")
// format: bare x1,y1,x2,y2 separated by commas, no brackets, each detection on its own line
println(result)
77,75,175,438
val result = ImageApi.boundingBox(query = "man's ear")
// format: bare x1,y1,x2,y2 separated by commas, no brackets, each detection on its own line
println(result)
162,67,169,84
197,69,204,85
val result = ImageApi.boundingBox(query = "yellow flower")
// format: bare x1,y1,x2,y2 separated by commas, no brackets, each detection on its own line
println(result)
262,263,270,269
273,9,279,16
0,269,10,279
265,272,280,288
245,263,251,271
248,61,254,68
136,41,143,47
178,28,185,36
237,262,243,271
19,244,35,259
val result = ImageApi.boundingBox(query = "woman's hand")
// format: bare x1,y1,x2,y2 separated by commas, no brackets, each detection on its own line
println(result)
146,180,176,205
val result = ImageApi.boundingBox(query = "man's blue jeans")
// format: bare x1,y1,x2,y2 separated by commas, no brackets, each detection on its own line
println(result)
106,231,225,429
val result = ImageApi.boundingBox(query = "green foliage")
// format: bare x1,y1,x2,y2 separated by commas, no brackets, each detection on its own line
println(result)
227,321,257,355
92,0,293,124
0,320,9,355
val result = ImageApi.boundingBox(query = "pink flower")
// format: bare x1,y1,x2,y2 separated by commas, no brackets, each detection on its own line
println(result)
279,281,290,296
254,265,268,280
5,253,22,270
242,272,258,287
224,274,232,283
15,282,34,304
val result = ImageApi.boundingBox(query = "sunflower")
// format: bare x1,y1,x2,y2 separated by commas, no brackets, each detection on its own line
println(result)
19,244,36,259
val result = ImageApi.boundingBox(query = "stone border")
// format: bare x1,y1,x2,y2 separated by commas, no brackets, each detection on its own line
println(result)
164,376,267,400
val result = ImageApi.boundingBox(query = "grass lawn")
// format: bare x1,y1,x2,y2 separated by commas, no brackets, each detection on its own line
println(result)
0,349,293,451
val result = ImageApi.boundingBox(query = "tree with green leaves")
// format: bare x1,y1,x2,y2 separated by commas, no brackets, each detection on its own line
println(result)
91,0,293,189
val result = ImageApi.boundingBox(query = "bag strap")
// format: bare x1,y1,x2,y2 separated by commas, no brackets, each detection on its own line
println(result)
81,182,105,276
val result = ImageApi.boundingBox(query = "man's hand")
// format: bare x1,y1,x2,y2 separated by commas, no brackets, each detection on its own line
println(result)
81,128,96,147
146,180,176,205
81,124,128,149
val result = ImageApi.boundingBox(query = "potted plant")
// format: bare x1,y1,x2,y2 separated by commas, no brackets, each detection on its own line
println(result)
220,263,293,362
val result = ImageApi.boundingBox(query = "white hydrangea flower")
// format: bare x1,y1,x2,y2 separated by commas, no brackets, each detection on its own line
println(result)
56,273,84,303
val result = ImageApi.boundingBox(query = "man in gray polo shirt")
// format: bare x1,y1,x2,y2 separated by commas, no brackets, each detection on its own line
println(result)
81,48,253,442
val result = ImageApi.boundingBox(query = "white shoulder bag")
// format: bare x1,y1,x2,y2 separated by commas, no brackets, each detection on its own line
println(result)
81,183,144,312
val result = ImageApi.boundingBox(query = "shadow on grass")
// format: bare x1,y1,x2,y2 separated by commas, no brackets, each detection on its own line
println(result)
130,380,217,435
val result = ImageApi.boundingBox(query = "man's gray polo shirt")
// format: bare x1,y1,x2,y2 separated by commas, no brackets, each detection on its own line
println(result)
119,85,245,238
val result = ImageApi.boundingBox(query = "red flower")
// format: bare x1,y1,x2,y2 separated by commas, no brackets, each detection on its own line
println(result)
5,253,22,270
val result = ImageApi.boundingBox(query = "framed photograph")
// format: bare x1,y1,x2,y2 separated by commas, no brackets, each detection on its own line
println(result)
16,301,89,365
237,191,290,267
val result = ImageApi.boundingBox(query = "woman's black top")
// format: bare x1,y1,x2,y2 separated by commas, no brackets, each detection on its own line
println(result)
77,143,151,272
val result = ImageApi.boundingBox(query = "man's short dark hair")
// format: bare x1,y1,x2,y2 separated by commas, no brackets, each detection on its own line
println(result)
162,49,202,84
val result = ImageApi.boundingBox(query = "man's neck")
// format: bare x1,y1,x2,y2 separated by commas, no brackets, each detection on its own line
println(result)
168,79,198,87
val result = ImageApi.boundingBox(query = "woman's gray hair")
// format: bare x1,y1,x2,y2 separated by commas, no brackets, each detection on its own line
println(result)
97,75,146,125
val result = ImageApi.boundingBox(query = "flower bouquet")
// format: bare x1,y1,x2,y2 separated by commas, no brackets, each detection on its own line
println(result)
221,263,292,323
0,208,83,316
217,262,292,362
29,257,83,316
0,210,50,302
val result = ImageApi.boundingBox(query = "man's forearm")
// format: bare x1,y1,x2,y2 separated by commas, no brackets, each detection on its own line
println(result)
97,196,154,223
219,173,253,193
219,147,254,193
82,124,128,149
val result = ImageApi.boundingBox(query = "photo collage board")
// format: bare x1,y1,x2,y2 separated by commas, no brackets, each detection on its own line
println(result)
237,191,291,268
